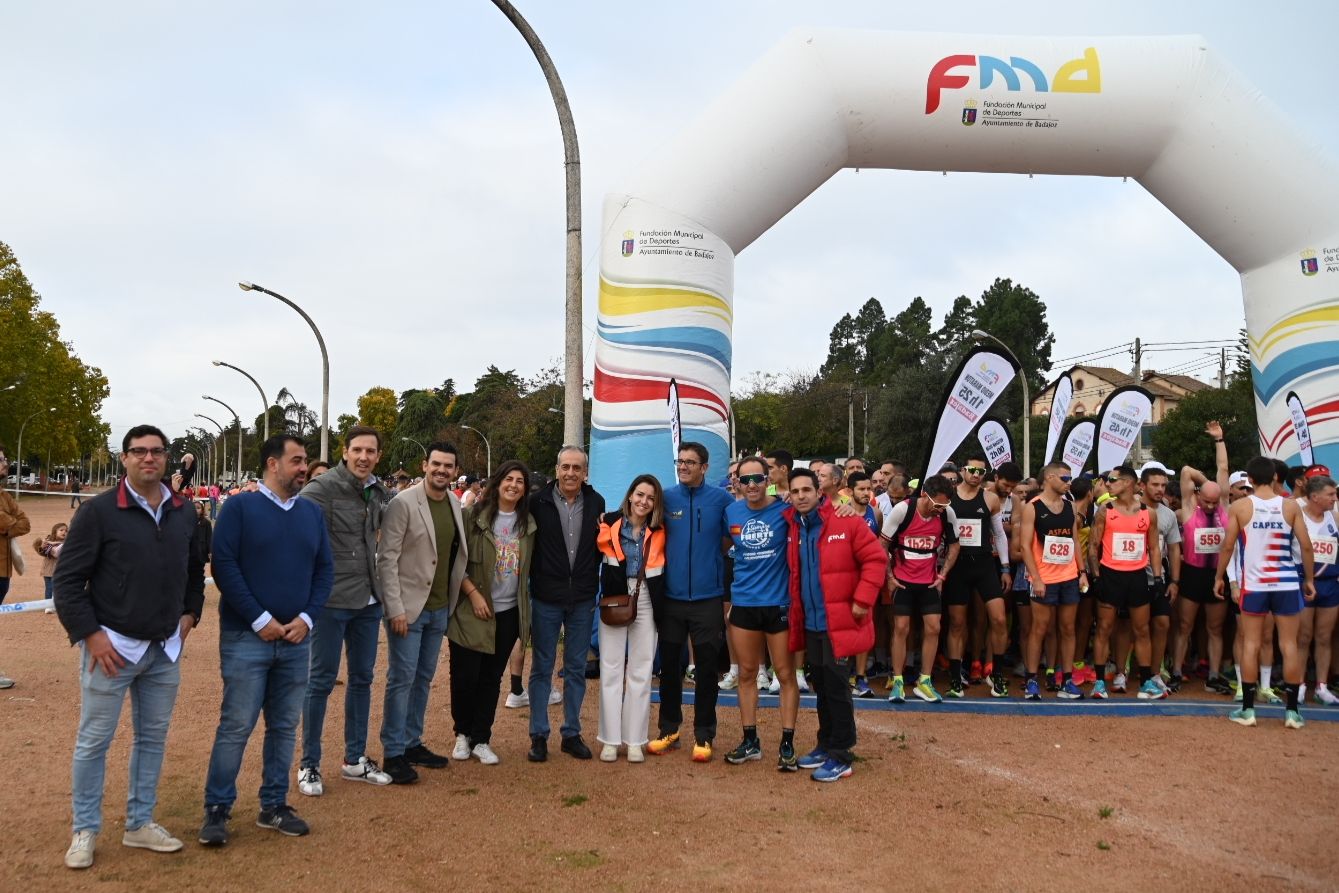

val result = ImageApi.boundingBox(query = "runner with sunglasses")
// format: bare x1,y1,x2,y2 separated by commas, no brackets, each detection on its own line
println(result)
1019,462,1086,699
723,457,800,770
1088,466,1163,699
882,475,960,702
944,455,1012,698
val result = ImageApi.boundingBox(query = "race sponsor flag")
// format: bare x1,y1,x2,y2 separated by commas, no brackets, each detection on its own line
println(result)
1043,371,1074,464
920,345,1020,484
667,377,682,464
1285,390,1314,465
1060,419,1097,473
977,417,1013,468
1094,385,1154,473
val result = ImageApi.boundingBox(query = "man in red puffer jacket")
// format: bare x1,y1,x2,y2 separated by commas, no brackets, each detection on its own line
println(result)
783,467,887,782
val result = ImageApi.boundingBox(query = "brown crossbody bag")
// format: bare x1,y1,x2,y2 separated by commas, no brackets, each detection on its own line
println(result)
598,529,646,628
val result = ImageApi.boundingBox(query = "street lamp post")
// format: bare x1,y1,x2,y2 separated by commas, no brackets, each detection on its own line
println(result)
238,281,330,462
196,414,226,484
459,425,492,477
14,407,55,498
401,436,426,456
972,328,1031,479
213,360,270,442
489,0,583,449
203,395,244,485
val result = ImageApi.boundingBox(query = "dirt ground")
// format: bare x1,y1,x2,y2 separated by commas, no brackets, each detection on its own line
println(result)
2,494,1336,892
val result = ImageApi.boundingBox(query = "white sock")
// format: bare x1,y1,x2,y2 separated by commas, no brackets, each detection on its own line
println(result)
1235,665,1243,687
1261,665,1272,689
729,663,739,676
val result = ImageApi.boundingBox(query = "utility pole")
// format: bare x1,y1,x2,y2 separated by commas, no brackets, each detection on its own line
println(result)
847,385,856,458
1131,336,1142,381
1218,347,1227,389
862,389,870,456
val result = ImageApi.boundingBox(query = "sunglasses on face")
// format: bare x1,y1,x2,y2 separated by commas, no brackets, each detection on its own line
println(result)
929,499,951,510
738,473,767,486
1105,475,1121,484
1058,475,1073,483
963,466,986,475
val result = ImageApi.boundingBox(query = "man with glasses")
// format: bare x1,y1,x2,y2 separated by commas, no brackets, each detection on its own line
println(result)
882,474,959,702
944,454,1012,698
0,445,32,689
53,426,205,869
648,442,733,762
1019,462,1087,699
1088,465,1162,699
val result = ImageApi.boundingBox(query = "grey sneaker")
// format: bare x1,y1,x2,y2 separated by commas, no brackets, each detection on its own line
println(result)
0,673,14,689
64,830,95,869
257,804,309,837
122,822,183,853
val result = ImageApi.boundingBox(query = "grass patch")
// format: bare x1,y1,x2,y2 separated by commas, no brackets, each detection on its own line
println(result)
1098,805,1113,819
454,787,480,796
1097,840,1111,851
552,849,602,868
562,793,588,808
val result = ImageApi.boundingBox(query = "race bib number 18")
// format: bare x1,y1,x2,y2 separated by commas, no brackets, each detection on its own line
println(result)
1112,532,1146,563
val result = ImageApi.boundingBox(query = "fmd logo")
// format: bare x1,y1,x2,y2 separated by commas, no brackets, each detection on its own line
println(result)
926,47,1102,114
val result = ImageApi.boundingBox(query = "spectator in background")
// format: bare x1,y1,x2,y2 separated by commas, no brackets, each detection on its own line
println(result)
36,522,69,600
0,444,33,688
70,475,83,507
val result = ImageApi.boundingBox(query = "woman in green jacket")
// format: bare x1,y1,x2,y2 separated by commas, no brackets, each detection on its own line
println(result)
448,459,536,765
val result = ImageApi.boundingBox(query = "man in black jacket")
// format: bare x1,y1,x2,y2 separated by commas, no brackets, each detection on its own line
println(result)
526,446,605,762
53,425,205,870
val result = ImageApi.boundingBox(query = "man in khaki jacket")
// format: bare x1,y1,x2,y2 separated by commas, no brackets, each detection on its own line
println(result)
0,445,33,689
376,442,468,784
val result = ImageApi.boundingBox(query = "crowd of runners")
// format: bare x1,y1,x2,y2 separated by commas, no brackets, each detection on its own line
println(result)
0,416,1333,870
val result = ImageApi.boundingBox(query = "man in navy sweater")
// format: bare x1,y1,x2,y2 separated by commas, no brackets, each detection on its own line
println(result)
199,435,333,845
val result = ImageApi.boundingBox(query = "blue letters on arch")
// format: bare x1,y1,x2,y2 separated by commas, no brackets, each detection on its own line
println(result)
979,56,1048,92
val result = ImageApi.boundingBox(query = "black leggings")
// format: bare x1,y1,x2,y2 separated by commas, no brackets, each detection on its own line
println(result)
448,608,520,745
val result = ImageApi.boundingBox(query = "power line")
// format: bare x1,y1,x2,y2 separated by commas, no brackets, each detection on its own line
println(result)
1053,341,1134,365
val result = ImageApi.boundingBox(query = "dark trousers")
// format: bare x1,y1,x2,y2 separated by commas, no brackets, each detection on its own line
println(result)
448,608,519,745
656,596,724,743
806,631,856,763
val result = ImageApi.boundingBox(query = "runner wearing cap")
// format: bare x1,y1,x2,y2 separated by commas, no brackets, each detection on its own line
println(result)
1088,465,1162,699
943,455,1012,698
1228,470,1254,502
1214,456,1315,728
1296,474,1339,705
1019,462,1086,699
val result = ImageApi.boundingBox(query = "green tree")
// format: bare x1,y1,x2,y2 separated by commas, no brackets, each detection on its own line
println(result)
1150,377,1258,474
820,298,887,383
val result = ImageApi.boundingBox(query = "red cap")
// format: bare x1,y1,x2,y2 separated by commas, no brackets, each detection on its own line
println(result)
1305,464,1332,479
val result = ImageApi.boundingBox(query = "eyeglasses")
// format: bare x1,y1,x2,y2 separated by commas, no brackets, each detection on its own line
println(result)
963,466,986,475
738,473,767,485
674,459,701,467
125,447,168,458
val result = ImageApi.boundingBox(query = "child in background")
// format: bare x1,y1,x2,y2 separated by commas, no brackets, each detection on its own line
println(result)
35,522,68,610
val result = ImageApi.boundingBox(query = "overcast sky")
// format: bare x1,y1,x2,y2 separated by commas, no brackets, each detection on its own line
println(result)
3,2,1334,446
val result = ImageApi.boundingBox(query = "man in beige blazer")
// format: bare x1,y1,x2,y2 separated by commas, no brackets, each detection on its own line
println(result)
377,442,468,784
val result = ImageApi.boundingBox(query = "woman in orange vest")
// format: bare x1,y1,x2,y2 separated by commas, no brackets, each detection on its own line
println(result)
595,474,667,762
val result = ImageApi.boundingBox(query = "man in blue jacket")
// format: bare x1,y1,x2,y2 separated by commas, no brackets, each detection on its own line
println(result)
648,442,734,762
199,435,334,846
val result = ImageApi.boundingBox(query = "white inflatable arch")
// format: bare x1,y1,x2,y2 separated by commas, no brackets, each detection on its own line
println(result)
591,29,1339,496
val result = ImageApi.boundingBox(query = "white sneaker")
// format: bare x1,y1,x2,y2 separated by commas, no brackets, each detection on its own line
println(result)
122,822,183,853
768,672,781,694
548,686,563,705
1299,683,1308,705
504,690,529,709
451,734,471,761
64,830,95,869
341,756,391,785
1316,684,1339,706
600,744,618,762
719,669,739,690
756,668,771,690
1113,672,1127,693
471,742,500,765
796,668,811,693
1153,675,1169,693
627,744,645,763
297,766,324,797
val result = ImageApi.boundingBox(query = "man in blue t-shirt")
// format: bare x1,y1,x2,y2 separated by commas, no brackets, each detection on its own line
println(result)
648,442,733,762
200,435,333,845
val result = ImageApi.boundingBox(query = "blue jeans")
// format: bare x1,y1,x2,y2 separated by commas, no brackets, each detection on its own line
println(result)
380,605,448,757
71,642,181,834
302,602,381,768
528,598,595,739
44,576,54,600
205,630,309,810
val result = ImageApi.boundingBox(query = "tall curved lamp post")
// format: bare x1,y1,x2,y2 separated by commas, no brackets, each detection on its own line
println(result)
14,406,56,498
238,281,329,461
196,414,226,483
213,360,270,442
972,328,1031,479
203,395,244,484
459,425,492,477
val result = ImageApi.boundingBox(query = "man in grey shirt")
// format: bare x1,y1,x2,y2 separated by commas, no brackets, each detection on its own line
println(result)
1139,463,1183,697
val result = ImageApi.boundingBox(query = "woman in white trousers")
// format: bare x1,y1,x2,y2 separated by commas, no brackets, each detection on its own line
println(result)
595,475,666,762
